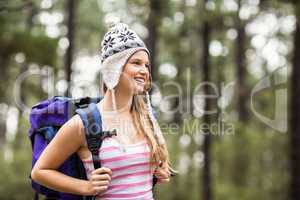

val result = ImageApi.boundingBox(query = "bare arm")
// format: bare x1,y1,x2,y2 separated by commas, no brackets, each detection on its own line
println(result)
30,115,111,196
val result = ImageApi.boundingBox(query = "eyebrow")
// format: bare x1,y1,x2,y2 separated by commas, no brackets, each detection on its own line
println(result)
130,58,150,65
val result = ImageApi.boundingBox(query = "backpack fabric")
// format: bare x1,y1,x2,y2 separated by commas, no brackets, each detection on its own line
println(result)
29,96,109,200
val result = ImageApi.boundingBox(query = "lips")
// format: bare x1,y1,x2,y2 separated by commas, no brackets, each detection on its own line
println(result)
134,77,145,85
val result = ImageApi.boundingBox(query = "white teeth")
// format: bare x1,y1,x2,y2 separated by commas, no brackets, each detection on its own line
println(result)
134,78,145,84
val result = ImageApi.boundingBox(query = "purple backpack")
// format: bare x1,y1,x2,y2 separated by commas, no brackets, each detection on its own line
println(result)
28,96,116,200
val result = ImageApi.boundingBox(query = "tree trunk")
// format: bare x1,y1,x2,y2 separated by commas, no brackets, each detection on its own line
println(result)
201,0,212,199
173,1,188,125
236,0,248,122
290,2,300,199
65,0,76,97
0,57,8,146
231,0,250,187
146,0,161,82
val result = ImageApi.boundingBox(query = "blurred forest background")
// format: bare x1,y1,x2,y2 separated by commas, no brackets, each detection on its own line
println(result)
0,0,300,200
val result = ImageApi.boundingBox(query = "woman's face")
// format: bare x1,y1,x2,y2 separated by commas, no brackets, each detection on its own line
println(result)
118,50,150,95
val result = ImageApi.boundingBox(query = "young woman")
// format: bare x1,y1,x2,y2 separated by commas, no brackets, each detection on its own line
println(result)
31,23,173,199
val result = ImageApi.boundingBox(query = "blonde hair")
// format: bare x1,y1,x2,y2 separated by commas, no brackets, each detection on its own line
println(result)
131,94,170,166
102,83,170,167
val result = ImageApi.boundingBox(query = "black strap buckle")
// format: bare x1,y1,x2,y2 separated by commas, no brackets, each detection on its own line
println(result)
101,129,117,139
86,129,117,154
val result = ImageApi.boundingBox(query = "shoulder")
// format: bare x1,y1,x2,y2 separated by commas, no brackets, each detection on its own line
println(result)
63,114,84,131
57,114,86,147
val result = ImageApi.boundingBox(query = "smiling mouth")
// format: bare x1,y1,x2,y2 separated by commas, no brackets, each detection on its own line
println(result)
134,77,145,85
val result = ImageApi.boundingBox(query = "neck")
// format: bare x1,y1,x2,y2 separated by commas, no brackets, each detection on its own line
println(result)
102,88,133,114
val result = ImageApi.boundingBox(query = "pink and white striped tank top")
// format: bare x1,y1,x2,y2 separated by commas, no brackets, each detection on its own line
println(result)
82,137,154,200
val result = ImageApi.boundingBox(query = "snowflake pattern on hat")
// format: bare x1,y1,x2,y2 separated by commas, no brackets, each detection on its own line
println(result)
102,36,115,51
100,23,146,63
118,30,136,42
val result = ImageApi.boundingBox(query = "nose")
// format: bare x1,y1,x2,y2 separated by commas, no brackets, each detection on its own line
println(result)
139,65,149,75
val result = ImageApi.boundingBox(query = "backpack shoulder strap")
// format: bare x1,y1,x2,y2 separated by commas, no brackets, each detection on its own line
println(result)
76,103,103,169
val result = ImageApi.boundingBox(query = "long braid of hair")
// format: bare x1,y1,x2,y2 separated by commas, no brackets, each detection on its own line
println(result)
145,92,166,146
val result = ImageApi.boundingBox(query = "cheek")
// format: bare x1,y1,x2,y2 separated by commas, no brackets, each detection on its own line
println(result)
120,67,136,86
125,68,147,83
127,70,136,78
123,65,136,77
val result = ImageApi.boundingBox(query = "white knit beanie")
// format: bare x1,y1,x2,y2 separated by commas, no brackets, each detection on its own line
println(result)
99,23,166,145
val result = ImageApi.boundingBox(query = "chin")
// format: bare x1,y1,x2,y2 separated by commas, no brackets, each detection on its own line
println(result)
132,82,145,94
134,87,145,95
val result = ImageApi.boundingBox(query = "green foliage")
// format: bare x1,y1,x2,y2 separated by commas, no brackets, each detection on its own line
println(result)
0,140,33,200
213,123,289,200
0,31,58,66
